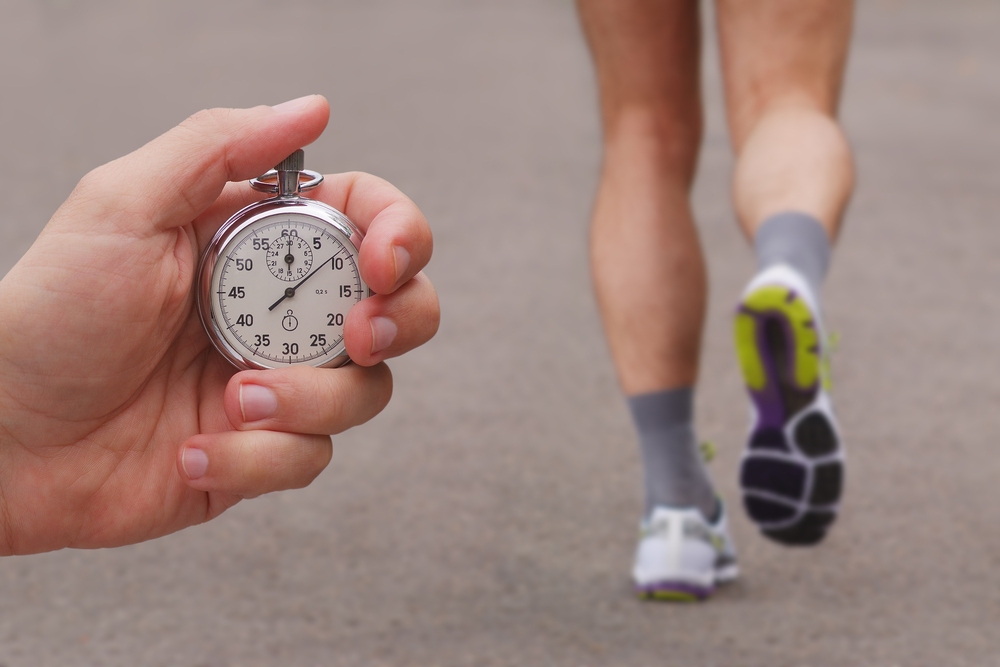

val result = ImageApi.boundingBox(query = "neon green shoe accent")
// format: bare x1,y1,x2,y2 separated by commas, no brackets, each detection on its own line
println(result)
698,440,717,464
827,331,841,353
821,331,841,392
642,590,700,603
734,313,764,390
735,286,820,390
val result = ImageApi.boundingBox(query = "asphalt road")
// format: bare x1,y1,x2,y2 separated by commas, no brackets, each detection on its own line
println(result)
2,1,1000,665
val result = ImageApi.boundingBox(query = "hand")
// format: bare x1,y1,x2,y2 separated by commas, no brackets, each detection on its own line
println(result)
0,95,439,555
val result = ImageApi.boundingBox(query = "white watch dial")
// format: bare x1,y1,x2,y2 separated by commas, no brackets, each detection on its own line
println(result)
208,212,365,368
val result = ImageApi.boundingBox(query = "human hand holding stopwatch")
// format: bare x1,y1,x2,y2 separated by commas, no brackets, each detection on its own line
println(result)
0,95,439,555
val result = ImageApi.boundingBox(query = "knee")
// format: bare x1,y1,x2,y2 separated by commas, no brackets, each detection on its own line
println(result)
602,103,703,183
729,90,842,153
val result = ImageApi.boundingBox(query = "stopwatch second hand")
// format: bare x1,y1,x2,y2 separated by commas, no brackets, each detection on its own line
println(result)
268,254,336,311
284,235,295,270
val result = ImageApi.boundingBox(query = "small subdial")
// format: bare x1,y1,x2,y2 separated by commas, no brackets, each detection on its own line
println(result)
266,234,314,281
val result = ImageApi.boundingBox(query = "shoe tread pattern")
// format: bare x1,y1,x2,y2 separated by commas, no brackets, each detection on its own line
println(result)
735,284,843,547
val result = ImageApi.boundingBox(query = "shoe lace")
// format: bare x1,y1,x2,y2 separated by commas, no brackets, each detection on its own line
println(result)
698,440,716,464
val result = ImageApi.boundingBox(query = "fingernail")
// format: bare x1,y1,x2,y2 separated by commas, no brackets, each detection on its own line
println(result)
240,384,278,423
392,245,410,287
370,316,398,354
183,448,209,480
272,94,317,115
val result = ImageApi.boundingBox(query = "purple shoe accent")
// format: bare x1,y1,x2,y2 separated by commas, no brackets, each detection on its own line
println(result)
785,289,797,304
636,580,712,600
749,311,792,430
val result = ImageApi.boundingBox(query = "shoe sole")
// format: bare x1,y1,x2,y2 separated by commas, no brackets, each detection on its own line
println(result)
635,581,712,602
734,285,843,546
634,563,738,603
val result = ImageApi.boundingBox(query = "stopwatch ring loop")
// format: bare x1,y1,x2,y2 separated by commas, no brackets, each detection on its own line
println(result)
250,169,324,193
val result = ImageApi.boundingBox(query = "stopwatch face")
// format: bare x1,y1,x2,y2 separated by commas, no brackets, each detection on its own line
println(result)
200,203,368,370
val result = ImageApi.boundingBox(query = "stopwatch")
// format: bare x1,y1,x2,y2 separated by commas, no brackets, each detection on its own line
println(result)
197,150,370,370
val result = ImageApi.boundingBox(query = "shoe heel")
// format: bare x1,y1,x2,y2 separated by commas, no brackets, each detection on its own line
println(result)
735,285,821,398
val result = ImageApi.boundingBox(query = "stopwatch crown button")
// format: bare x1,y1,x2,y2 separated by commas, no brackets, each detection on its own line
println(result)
276,149,305,173
249,150,321,195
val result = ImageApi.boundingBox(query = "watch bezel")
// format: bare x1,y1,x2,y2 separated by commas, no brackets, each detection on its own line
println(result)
196,196,370,371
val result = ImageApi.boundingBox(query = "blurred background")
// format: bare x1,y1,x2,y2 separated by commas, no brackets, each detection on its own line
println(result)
2,0,1000,664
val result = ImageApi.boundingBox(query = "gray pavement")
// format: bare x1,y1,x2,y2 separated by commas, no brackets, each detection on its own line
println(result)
2,0,1000,664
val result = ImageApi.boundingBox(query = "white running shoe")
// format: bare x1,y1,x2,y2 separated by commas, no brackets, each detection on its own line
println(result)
632,504,739,601
734,264,845,546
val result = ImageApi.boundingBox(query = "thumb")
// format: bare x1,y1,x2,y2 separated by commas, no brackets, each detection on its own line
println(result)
65,95,330,237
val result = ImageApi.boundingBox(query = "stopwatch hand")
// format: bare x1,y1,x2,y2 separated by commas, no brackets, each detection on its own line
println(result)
268,254,335,311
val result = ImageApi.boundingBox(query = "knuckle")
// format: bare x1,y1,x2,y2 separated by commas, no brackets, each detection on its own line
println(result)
72,162,121,206
297,439,332,488
239,437,271,483
181,107,234,134
378,364,394,405
322,373,351,430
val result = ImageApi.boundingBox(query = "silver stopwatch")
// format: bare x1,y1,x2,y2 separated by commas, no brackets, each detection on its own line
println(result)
197,150,370,370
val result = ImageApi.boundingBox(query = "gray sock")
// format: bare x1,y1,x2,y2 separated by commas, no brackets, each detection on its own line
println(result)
627,387,717,520
754,211,831,295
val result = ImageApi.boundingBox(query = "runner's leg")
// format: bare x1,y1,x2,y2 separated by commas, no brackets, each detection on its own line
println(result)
577,0,714,518
718,0,854,238
577,0,738,601
717,0,855,544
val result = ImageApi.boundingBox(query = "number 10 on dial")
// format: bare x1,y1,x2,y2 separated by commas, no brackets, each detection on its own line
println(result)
197,151,370,370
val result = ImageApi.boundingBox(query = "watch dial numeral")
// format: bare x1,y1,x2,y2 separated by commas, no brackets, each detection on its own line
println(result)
282,342,300,355
254,334,271,347
327,313,345,326
228,286,246,298
235,258,253,271
236,314,254,326
309,333,328,347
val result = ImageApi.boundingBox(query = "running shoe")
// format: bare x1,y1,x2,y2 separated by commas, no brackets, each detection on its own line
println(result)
734,264,844,546
632,503,739,601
